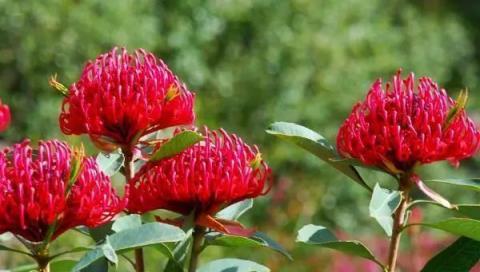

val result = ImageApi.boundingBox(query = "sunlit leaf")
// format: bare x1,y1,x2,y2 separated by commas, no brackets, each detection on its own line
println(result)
216,199,253,221
369,183,401,236
74,223,185,271
206,231,292,260
296,224,383,268
96,151,124,177
112,214,142,233
150,131,204,161
266,122,370,191
101,237,118,266
197,258,270,272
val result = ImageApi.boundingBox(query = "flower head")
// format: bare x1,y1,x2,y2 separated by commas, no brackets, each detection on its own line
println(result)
0,140,124,242
0,99,11,132
337,71,480,173
127,128,271,235
59,48,195,150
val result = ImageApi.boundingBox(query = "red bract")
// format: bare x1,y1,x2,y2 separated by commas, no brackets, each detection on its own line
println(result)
127,128,271,235
0,140,124,242
0,99,11,132
59,48,195,151
337,71,480,173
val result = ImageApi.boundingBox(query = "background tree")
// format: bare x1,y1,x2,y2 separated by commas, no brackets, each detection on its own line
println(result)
1,0,480,271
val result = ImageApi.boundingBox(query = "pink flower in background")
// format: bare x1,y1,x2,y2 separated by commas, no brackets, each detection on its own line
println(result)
0,99,11,132
0,140,124,242
59,47,195,151
329,232,480,272
337,70,480,173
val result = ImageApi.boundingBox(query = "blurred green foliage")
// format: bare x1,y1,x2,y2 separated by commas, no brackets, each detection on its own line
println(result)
1,0,480,271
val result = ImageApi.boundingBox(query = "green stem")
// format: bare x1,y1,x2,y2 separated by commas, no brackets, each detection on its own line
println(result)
123,148,145,272
188,226,205,272
386,174,412,272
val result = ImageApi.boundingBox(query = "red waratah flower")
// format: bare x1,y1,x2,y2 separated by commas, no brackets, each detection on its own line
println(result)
337,70,480,174
59,48,195,151
127,128,272,236
0,140,124,242
0,99,11,132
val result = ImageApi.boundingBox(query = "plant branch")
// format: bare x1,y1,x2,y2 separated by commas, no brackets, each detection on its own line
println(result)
35,251,51,272
123,147,145,272
188,226,206,272
386,174,412,272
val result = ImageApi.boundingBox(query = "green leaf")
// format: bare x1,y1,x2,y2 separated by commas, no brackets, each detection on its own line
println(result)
422,237,480,272
164,229,193,272
425,179,480,192
78,259,108,272
10,259,77,272
50,246,94,260
74,222,185,271
50,259,77,272
75,226,91,236
152,243,175,260
253,232,292,260
408,202,480,219
197,258,270,272
328,157,384,172
207,233,260,247
96,151,124,177
101,237,118,265
456,204,480,220
369,183,401,236
0,244,31,256
444,89,469,129
415,218,480,240
112,214,142,233
205,231,292,260
89,221,114,243
9,264,37,272
216,199,253,220
296,224,383,268
266,122,370,191
150,131,204,161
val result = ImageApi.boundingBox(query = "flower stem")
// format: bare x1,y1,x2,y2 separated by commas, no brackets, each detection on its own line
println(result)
38,261,50,272
386,174,412,272
123,148,145,272
35,251,50,272
134,249,145,272
188,226,205,272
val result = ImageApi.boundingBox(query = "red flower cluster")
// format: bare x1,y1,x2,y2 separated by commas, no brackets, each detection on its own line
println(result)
0,99,10,132
337,71,480,173
59,48,195,150
127,128,271,234
0,140,124,242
